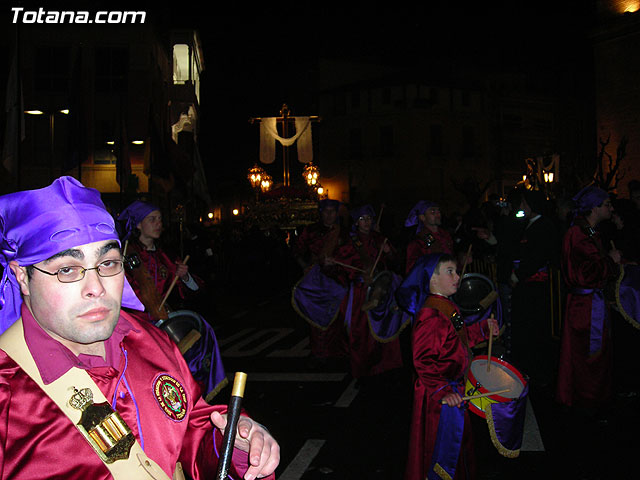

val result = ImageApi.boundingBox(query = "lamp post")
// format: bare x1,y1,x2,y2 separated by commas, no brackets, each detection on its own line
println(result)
25,108,69,179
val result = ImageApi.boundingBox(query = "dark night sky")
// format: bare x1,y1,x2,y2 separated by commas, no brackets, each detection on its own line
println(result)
1,2,599,197
169,3,597,195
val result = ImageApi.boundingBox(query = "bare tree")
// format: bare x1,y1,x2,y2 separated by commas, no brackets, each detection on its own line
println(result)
594,134,628,192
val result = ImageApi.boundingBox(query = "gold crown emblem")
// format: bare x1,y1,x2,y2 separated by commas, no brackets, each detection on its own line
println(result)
69,387,94,411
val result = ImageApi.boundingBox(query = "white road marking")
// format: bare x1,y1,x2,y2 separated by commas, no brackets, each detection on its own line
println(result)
268,337,311,358
334,379,360,408
522,397,545,451
218,328,255,347
279,439,326,480
222,328,294,357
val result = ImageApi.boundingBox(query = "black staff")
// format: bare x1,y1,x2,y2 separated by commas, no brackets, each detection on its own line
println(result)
216,372,247,480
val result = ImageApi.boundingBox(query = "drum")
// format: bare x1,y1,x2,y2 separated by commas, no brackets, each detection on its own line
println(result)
614,264,640,329
453,273,496,315
365,270,394,306
464,355,528,419
156,309,204,345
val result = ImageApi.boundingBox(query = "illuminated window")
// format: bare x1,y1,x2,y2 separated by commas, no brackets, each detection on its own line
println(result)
173,44,190,85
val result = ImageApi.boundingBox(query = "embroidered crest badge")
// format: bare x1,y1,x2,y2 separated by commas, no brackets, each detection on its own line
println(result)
153,374,188,421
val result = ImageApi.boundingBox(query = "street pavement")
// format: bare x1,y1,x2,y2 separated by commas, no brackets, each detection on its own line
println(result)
205,287,640,480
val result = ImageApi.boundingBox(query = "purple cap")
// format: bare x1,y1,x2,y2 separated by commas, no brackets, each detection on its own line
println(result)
572,186,609,214
405,200,437,233
0,176,144,333
117,200,159,240
350,204,376,222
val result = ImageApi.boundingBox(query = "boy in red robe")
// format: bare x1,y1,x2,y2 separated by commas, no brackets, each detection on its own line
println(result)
398,253,498,480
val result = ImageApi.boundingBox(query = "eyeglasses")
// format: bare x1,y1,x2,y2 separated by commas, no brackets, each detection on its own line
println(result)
31,259,124,283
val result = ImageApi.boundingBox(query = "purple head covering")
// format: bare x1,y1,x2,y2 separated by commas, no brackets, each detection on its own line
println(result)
0,176,144,333
572,186,609,215
350,204,376,232
117,200,160,240
350,204,376,222
405,200,437,233
396,253,445,316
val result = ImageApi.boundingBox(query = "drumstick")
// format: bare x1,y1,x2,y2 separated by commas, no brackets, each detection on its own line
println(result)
158,254,190,311
216,372,247,480
459,244,473,285
369,238,388,277
487,314,494,372
460,389,511,402
375,204,385,230
122,239,129,257
441,389,511,404
332,260,366,273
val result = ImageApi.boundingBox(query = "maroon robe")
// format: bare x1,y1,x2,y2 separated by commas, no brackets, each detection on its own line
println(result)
556,219,616,408
405,296,491,480
0,309,264,480
292,222,349,358
406,227,454,273
334,230,402,378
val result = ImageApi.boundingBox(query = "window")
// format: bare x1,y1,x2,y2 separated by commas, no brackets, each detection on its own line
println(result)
95,47,128,93
462,126,475,156
35,46,70,92
349,128,362,159
430,125,443,155
380,125,394,156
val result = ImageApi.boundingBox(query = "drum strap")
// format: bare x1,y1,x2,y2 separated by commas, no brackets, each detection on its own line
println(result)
424,295,469,349
0,319,180,480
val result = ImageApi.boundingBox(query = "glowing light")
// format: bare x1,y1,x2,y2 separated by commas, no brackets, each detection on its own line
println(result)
317,186,324,195
25,110,44,115
59,109,69,115
232,209,239,216
131,140,145,145
247,164,266,189
207,212,214,219
303,163,320,187
516,210,525,218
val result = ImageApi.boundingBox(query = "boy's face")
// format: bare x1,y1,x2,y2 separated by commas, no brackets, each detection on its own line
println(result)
137,210,163,240
429,260,459,297
357,215,373,234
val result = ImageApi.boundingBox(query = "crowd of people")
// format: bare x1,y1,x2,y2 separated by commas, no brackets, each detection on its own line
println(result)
289,180,640,479
0,173,639,479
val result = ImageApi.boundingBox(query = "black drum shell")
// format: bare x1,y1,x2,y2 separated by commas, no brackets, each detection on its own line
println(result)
452,273,495,315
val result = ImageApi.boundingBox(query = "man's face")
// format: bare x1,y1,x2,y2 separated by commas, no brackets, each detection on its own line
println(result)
420,207,441,228
12,240,124,355
137,210,163,240
321,206,338,227
357,215,373,234
429,260,459,297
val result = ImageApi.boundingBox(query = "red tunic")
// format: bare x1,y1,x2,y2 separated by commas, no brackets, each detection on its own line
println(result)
405,296,490,480
335,231,402,378
0,310,263,480
556,220,615,408
406,228,454,273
